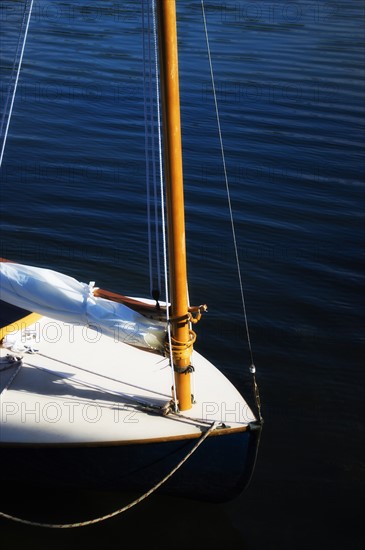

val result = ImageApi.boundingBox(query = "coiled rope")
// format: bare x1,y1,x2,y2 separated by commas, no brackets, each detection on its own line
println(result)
0,420,218,528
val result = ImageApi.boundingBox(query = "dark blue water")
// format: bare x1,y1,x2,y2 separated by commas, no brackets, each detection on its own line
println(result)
1,1,364,548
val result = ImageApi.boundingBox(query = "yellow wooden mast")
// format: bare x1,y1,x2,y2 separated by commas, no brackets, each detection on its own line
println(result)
157,0,192,410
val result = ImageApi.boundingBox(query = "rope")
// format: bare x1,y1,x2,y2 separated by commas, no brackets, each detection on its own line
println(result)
0,0,34,167
165,329,197,367
0,421,218,528
200,1,262,423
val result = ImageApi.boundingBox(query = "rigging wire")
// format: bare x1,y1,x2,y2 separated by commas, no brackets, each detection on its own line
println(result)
142,0,154,296
142,0,162,302
0,0,34,167
0,1,28,144
151,0,178,411
200,0,262,423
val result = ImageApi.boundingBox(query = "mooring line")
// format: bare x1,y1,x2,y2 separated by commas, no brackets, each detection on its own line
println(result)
0,421,218,528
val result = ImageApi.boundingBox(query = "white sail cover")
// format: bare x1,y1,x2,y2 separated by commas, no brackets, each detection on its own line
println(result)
0,262,166,352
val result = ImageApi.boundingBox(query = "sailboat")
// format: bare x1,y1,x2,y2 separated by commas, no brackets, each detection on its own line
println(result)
0,0,262,509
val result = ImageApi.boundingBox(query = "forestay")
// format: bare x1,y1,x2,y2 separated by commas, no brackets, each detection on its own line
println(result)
0,262,166,352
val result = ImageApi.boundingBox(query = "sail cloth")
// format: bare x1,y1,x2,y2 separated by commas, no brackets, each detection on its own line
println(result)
0,262,166,352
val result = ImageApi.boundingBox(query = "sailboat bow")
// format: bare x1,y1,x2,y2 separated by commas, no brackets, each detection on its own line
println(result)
0,0,262,506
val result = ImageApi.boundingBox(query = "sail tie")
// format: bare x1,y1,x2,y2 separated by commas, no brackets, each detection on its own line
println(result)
168,304,207,325
165,304,207,369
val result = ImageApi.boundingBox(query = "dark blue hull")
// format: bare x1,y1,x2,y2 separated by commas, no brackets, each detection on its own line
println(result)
0,423,261,503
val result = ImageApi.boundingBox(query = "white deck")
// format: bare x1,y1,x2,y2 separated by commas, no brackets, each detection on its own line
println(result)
0,316,256,445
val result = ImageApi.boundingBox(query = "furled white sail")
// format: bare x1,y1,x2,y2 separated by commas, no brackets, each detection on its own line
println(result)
0,262,166,351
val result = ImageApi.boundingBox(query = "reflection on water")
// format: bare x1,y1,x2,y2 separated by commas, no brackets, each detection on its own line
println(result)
0,1,363,548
